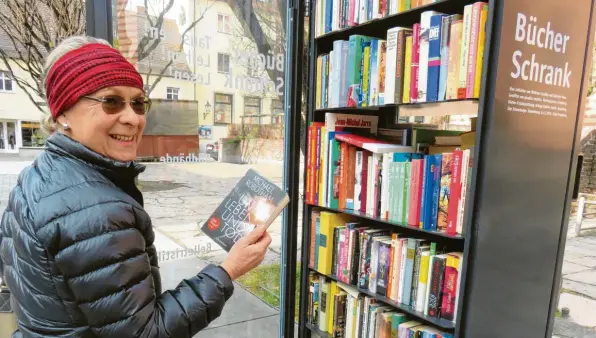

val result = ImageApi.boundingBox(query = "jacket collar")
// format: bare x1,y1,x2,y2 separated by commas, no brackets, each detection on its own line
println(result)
45,132,146,191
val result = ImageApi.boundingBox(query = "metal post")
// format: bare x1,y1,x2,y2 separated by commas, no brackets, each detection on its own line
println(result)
279,0,304,336
85,0,113,45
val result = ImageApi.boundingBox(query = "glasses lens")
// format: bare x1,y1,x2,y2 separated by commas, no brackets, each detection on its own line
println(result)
102,96,125,113
130,97,150,114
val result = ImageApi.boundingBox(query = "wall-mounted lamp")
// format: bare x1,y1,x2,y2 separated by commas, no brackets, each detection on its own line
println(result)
203,100,211,119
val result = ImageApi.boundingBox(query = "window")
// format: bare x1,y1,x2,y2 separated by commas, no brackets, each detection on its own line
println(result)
214,93,233,124
217,14,231,33
271,99,283,125
21,121,44,147
244,97,261,124
0,71,14,92
218,53,231,73
166,87,180,100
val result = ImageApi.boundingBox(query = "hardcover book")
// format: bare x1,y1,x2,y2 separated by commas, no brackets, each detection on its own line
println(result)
201,169,290,251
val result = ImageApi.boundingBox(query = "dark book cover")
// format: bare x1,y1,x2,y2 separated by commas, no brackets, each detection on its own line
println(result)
201,168,289,252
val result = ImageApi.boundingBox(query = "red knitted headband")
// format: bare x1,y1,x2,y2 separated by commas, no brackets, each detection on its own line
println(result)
45,43,144,120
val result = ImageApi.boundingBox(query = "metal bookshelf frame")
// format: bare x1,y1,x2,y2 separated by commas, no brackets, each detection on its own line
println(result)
295,0,596,337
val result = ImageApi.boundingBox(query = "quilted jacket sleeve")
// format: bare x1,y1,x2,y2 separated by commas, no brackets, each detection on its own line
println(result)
45,198,234,338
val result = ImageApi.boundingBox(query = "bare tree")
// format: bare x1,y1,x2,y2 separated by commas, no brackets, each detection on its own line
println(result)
227,0,310,154
0,0,86,113
0,0,213,110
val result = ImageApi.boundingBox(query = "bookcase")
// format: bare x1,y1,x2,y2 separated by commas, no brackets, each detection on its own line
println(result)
295,0,596,337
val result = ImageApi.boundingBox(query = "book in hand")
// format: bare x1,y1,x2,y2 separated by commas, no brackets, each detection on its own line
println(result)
201,168,290,252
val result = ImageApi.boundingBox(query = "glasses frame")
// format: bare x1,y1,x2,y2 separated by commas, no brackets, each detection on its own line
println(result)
82,95,152,115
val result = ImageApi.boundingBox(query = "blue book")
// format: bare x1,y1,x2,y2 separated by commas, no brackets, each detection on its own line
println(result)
325,0,333,33
322,55,328,108
368,39,379,106
430,154,443,230
427,14,446,102
421,155,436,230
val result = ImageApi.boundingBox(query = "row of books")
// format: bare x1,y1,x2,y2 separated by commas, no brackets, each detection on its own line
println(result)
307,272,454,337
308,210,463,324
314,0,443,36
305,113,474,235
315,2,489,109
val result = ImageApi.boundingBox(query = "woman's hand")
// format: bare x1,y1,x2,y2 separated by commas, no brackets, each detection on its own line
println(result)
220,225,272,280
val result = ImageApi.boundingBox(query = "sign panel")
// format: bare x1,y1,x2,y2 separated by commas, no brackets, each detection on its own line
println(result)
462,0,594,336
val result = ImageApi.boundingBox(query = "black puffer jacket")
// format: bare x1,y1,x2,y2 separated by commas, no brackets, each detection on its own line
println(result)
0,132,234,337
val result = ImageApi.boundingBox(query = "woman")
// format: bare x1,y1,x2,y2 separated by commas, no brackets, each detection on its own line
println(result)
0,36,272,337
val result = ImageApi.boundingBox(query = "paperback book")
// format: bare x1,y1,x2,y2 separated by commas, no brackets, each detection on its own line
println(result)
201,169,290,251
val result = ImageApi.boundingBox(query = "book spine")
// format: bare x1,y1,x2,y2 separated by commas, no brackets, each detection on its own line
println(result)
438,153,453,231
447,149,463,234
440,255,459,321
402,36,413,103
384,29,398,105
430,154,442,231
438,15,451,101
410,244,423,308
410,24,420,103
427,256,446,317
458,5,472,99
446,20,462,99
419,157,428,229
466,3,482,98
427,14,444,102
474,4,489,98
354,151,363,212
315,126,322,204
338,142,347,209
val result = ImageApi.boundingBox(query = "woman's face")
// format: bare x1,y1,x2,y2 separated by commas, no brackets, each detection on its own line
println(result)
56,86,147,162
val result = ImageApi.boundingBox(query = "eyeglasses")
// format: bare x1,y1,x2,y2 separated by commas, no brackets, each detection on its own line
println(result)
83,95,152,115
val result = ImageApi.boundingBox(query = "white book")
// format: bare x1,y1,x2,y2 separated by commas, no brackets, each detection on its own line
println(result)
380,152,393,219
397,241,407,304
366,155,374,216
384,27,401,105
418,11,444,102
354,151,364,212
459,5,473,92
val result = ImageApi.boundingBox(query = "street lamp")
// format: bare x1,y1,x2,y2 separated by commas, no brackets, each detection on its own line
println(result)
203,100,211,119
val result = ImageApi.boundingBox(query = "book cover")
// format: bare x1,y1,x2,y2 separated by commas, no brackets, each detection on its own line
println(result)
446,19,463,99
202,169,289,252
410,23,421,103
418,11,443,102
402,35,413,103
474,3,489,98
427,13,446,102
438,153,453,231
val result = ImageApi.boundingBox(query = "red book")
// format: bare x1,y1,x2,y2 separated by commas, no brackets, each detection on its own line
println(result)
440,253,461,321
447,149,463,234
410,23,421,103
408,159,424,227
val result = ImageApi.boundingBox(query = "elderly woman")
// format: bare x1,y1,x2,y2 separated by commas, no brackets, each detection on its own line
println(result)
0,36,272,337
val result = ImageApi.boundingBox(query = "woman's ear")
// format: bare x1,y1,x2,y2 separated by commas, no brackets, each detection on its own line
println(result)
56,114,71,131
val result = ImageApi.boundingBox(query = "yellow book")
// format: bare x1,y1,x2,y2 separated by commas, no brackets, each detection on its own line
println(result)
318,127,327,206
326,281,339,334
316,212,351,275
473,4,489,98
402,36,413,103
316,56,323,108
362,46,371,107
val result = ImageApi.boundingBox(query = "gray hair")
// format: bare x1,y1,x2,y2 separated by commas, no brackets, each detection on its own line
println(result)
40,36,112,135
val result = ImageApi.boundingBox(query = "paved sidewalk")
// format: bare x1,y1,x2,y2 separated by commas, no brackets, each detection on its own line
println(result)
154,228,282,337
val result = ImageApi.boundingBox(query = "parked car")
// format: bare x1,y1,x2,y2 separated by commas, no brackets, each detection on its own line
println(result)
206,140,219,161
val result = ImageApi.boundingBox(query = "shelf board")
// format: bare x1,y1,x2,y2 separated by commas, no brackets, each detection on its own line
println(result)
308,204,465,240
315,99,478,117
314,0,480,48
308,268,456,330
305,323,332,338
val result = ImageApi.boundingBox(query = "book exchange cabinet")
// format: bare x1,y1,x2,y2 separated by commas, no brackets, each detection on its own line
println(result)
295,0,596,337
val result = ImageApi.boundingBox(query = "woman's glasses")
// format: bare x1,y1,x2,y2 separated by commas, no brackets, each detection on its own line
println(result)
83,95,152,115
